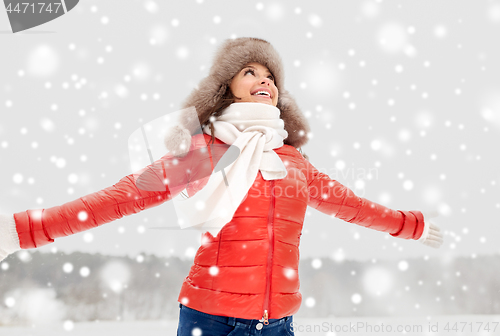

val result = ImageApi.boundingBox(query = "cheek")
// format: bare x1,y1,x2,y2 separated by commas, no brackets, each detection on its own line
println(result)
231,79,249,94
229,80,238,93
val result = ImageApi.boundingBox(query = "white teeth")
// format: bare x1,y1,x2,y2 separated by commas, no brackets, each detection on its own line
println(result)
252,91,271,97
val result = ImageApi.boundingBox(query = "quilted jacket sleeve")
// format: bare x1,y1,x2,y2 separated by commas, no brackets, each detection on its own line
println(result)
303,158,424,240
13,148,199,249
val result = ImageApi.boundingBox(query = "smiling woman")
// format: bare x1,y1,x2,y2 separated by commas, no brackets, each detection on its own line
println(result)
0,37,443,336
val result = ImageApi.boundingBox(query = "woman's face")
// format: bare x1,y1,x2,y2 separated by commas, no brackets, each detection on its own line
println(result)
229,62,279,107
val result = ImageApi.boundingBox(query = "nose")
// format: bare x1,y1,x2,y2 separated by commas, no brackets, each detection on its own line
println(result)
260,77,271,86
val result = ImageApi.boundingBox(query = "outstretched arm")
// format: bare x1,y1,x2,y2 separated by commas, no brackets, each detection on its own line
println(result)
1,170,170,260
14,169,172,250
0,149,201,261
0,133,217,262
303,157,443,248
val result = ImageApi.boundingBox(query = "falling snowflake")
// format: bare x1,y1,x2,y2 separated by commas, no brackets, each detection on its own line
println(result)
362,266,394,296
78,211,88,221
209,266,219,276
311,258,322,269
351,293,362,304
27,45,60,77
398,260,409,271
63,263,74,273
305,297,316,307
80,267,90,277
63,320,74,331
377,22,409,54
4,297,15,308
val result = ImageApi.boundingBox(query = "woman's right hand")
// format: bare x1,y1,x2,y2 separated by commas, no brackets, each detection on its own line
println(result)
0,214,21,262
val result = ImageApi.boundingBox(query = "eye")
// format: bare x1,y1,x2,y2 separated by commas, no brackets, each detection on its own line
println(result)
268,75,274,81
244,69,255,75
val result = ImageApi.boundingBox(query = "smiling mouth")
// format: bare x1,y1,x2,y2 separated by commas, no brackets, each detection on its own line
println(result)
252,90,272,98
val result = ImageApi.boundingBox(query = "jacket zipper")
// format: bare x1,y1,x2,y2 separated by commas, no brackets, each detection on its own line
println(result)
262,180,275,325
211,143,221,291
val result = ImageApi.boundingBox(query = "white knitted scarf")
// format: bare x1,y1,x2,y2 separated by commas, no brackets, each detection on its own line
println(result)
172,102,288,237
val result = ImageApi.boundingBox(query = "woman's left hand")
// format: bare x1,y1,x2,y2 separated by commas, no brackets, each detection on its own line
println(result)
419,211,444,249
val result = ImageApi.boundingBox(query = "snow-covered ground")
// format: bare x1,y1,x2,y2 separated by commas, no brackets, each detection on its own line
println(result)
2,315,500,336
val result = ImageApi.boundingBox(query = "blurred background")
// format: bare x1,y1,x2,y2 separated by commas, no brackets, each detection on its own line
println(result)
1,0,499,333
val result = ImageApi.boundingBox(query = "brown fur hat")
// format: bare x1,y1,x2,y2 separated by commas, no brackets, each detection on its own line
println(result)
164,37,310,157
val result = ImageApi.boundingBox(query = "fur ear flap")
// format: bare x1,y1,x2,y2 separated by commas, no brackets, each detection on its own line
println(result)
164,125,192,157
278,90,310,149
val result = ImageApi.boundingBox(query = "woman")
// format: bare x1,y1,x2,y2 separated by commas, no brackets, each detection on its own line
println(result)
0,37,443,336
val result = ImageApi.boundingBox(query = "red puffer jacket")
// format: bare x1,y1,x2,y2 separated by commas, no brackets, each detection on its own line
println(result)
13,133,425,321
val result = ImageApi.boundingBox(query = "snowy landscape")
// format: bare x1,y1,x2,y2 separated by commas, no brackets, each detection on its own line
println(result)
1,252,500,335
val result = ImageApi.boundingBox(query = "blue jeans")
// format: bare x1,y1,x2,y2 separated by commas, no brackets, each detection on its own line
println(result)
177,304,295,336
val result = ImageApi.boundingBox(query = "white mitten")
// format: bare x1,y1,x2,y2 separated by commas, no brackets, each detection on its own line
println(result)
418,210,444,249
0,214,21,262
